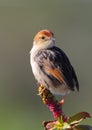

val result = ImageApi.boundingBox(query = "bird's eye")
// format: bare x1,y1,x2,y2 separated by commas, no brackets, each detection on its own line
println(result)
41,36,45,39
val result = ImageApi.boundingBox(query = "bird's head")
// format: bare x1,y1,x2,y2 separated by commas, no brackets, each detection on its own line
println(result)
33,30,55,49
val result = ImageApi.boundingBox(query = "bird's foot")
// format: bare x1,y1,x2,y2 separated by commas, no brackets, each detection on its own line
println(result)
59,98,65,105
59,95,66,105
37,84,46,96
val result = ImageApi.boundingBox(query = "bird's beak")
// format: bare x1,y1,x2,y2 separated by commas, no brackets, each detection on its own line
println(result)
51,37,55,41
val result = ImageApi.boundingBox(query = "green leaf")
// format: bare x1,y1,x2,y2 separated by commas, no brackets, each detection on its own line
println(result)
67,112,91,126
75,125,92,130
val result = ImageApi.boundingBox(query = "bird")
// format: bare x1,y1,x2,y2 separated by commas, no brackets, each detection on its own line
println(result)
30,29,79,96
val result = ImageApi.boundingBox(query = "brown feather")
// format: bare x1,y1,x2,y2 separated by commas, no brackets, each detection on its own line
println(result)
44,66,66,85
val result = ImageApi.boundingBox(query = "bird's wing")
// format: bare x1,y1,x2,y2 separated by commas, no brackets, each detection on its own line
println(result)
71,66,79,91
37,46,79,91
42,60,66,85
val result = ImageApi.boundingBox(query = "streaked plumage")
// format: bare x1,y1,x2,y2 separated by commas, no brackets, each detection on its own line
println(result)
30,30,79,95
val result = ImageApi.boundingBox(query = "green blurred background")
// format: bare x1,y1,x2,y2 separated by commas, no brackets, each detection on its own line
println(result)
0,0,92,129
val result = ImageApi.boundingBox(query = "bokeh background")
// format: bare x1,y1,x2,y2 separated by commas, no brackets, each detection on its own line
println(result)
0,0,92,129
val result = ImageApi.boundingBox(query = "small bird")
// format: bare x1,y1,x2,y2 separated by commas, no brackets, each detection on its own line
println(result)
30,30,79,96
